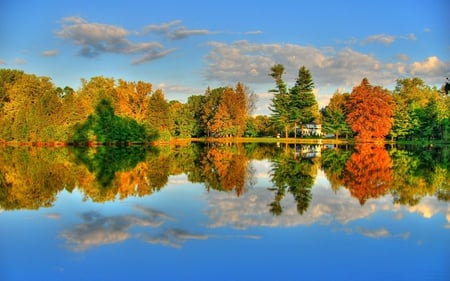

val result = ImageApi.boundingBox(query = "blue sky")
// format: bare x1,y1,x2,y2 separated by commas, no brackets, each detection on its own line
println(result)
1,0,449,114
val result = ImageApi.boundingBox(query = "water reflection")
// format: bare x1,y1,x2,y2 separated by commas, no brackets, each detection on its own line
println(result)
0,143,448,211
1,143,449,281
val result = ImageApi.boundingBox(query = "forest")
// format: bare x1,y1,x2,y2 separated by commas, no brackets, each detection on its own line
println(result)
0,67,449,144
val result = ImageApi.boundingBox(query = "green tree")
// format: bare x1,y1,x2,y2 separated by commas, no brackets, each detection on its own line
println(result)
391,78,439,140
185,95,204,137
289,66,319,138
268,64,290,138
321,92,352,139
72,99,155,144
147,89,170,140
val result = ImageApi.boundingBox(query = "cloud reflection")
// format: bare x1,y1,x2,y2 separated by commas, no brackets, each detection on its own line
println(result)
141,229,208,249
205,170,450,238
61,206,172,251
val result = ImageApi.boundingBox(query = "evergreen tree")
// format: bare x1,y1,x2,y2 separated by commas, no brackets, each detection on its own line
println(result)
289,66,319,138
268,64,290,138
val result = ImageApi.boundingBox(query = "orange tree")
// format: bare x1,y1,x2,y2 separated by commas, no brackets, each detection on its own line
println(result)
345,78,394,141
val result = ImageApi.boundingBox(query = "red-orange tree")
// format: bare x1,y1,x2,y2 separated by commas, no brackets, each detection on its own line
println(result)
346,78,394,140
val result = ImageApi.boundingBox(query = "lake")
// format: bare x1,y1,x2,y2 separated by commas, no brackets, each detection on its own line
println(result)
0,142,448,281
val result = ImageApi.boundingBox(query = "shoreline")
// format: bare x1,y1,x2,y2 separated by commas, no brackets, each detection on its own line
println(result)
0,137,448,147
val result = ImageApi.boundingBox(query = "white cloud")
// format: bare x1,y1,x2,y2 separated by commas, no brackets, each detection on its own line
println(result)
244,30,263,35
409,56,448,76
204,40,389,89
0,59,6,65
45,213,61,219
41,50,59,57
362,34,395,45
400,33,417,41
143,19,212,40
204,40,450,96
56,16,173,64
14,58,27,65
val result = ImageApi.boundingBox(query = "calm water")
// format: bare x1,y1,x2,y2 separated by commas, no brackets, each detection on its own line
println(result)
0,143,449,281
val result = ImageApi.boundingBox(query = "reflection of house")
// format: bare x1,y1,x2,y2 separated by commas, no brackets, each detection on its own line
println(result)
295,144,323,158
301,122,322,137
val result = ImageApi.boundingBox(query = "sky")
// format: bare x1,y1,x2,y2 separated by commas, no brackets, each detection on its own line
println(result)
1,0,449,114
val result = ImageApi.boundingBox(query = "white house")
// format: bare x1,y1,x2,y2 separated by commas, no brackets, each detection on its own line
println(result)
300,122,322,137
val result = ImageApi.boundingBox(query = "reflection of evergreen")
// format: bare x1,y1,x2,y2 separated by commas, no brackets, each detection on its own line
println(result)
73,145,153,188
269,150,317,215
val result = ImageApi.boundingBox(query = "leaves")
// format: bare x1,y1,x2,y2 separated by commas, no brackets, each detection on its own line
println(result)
345,78,394,140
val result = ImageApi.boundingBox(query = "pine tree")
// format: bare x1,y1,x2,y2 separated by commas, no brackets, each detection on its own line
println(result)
289,66,319,138
268,64,290,137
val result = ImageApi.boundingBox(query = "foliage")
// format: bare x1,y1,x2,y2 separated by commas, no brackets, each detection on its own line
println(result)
320,92,352,139
268,64,290,137
269,65,319,138
345,78,394,140
0,143,447,210
269,145,318,215
200,84,251,138
1,68,449,142
289,66,319,137
342,144,393,205
72,99,157,144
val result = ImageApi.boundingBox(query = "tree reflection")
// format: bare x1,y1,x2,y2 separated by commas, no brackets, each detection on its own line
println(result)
342,144,393,205
269,145,319,215
0,143,448,210
0,147,76,210
192,143,255,196
321,146,352,192
72,146,153,187
389,145,449,205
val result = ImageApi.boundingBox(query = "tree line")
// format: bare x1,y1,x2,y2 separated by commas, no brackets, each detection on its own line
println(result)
0,67,449,143
267,64,450,141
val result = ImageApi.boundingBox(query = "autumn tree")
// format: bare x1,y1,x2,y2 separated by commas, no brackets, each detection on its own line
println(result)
0,71,65,142
200,84,251,138
115,79,152,123
345,78,394,141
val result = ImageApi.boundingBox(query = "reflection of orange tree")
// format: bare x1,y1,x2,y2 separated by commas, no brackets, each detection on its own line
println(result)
342,144,393,205
199,144,251,196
